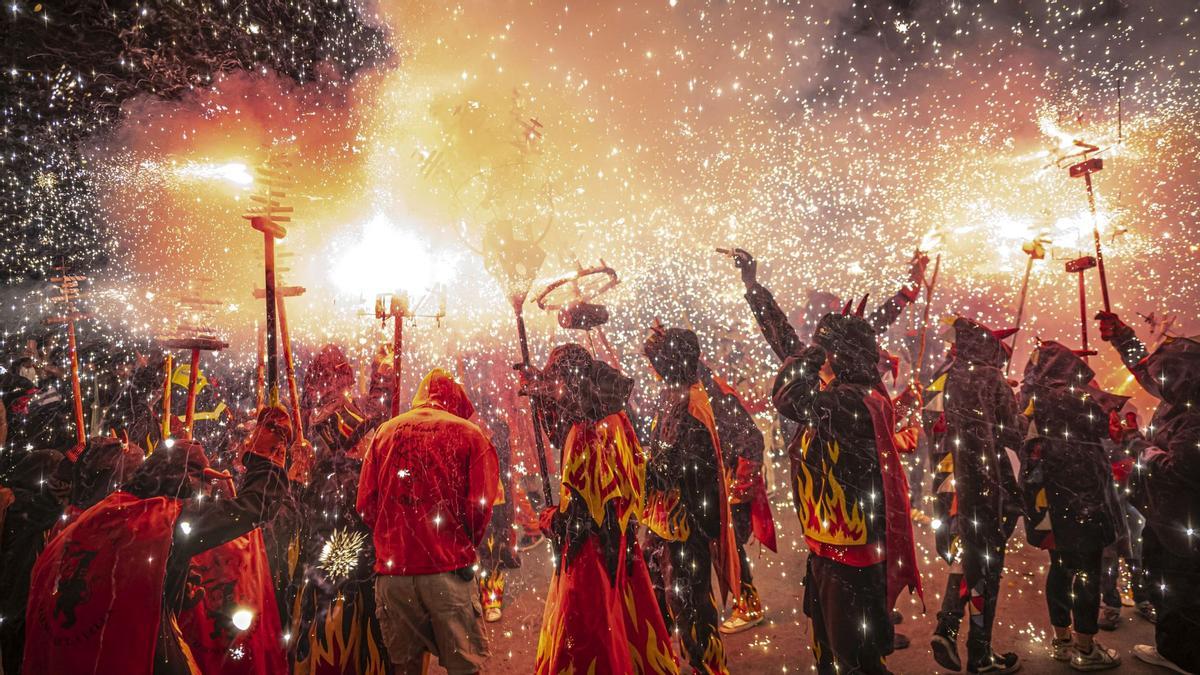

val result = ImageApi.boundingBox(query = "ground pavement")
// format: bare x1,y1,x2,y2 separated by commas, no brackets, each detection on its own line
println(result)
438,494,1162,674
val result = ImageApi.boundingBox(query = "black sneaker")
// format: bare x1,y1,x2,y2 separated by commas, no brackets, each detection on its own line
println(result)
891,609,904,625
931,632,962,671
894,632,910,650
967,651,1020,674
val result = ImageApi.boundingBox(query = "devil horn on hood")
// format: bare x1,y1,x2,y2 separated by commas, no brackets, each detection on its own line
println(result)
842,299,853,316
991,327,1019,341
855,293,870,318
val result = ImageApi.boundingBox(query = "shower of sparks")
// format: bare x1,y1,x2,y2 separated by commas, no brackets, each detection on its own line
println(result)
1,2,1197,431
317,528,367,580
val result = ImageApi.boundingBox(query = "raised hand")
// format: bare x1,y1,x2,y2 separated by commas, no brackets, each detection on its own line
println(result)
908,250,930,288
729,248,757,288
1094,311,1129,342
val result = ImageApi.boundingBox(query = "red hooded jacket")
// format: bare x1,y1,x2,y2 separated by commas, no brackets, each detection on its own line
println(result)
357,369,499,575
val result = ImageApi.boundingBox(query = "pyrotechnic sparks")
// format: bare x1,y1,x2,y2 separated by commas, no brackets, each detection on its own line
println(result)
317,528,367,580
176,162,254,187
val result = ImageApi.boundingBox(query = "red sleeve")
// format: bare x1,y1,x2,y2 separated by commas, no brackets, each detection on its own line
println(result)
356,430,382,529
465,433,500,547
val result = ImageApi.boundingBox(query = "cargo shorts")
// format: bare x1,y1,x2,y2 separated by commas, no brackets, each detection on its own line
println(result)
375,569,489,675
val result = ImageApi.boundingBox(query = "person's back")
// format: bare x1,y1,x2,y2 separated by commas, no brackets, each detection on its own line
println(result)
361,405,493,572
357,368,498,675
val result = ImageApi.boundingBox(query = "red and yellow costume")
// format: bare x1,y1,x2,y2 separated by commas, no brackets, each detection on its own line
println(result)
531,344,678,675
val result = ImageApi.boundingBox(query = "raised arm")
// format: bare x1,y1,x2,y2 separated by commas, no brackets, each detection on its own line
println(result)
866,251,927,333
1097,312,1150,371
727,249,805,361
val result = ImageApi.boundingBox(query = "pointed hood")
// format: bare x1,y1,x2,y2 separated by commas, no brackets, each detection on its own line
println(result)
813,310,880,385
1023,340,1129,414
947,317,1012,369
543,344,632,424
643,327,701,385
69,437,145,510
1133,336,1200,407
412,368,475,420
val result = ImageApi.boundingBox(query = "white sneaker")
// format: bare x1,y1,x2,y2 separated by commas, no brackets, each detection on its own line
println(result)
1133,645,1192,674
484,606,502,623
1070,642,1120,671
1051,637,1074,662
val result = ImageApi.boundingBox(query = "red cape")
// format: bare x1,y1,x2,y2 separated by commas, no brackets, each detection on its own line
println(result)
536,534,677,674
864,385,924,609
687,384,742,604
24,491,184,675
178,530,286,675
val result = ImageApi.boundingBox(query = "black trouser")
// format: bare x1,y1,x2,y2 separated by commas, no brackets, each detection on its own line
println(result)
935,570,967,637
961,535,1005,660
1101,549,1148,607
732,502,754,590
1144,528,1200,672
1046,547,1103,634
645,532,726,673
804,555,893,675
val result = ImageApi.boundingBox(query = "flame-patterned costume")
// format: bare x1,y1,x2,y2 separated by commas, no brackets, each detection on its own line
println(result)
701,366,776,631
641,328,740,675
744,281,921,675
290,345,392,675
530,344,678,675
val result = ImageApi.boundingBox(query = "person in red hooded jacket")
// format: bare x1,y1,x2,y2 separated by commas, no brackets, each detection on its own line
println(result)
357,368,498,675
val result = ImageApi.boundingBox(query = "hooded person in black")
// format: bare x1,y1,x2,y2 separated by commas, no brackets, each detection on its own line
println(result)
1096,320,1200,673
53,436,146,534
729,249,922,675
0,448,66,674
1019,341,1127,670
930,318,1024,674
640,327,741,675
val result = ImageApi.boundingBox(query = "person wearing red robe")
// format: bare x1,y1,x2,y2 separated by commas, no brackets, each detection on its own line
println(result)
22,405,295,675
522,343,678,675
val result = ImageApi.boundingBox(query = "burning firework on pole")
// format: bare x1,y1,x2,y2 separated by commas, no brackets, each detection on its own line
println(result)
254,249,306,444
1068,140,1113,312
156,282,229,441
1006,236,1049,374
244,153,294,407
372,290,447,419
45,257,89,450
